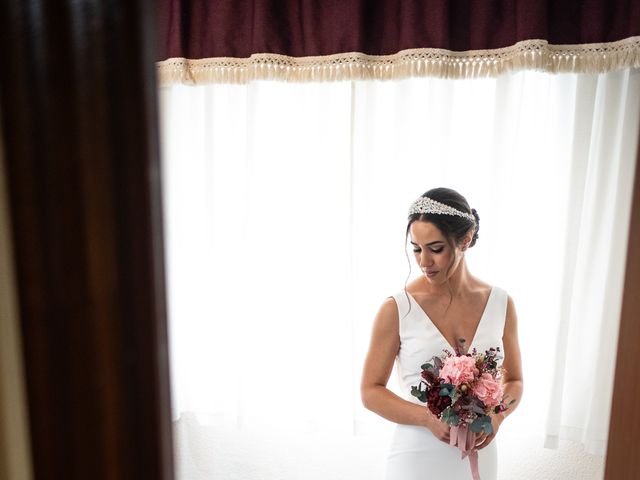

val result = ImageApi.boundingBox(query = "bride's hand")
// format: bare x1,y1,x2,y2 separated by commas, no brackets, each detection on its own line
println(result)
425,412,451,444
474,412,504,450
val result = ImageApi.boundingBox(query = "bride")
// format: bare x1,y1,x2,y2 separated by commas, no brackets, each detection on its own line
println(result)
360,187,523,479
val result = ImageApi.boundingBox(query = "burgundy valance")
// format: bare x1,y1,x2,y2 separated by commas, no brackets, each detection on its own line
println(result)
158,1,640,84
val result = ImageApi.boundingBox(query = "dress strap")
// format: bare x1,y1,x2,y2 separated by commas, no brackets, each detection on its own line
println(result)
482,286,508,337
389,290,413,330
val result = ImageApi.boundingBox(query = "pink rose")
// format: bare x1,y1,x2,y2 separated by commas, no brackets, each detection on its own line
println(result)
438,355,478,386
473,373,503,408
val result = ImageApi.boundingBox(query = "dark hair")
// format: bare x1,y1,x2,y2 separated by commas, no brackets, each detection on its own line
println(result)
405,187,479,250
401,187,479,318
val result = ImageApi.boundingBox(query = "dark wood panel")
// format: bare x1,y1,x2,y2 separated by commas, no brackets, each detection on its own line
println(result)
605,122,640,478
0,1,174,479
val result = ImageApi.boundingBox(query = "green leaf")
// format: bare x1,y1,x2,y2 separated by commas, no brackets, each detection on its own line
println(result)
470,400,485,415
410,386,427,403
441,407,459,425
439,383,456,398
470,415,493,434
421,363,433,371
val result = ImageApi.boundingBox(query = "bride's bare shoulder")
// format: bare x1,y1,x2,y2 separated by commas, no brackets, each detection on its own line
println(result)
473,279,493,294
404,278,425,296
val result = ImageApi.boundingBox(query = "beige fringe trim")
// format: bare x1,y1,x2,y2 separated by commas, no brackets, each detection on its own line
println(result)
157,36,640,85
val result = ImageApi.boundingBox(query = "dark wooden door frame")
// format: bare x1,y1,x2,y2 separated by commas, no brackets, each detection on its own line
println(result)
604,116,640,479
0,0,638,478
0,1,173,479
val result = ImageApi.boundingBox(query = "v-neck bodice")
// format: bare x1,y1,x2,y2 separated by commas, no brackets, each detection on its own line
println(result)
405,287,495,354
390,286,508,405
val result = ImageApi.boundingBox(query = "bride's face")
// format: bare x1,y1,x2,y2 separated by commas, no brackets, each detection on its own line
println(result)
409,220,461,283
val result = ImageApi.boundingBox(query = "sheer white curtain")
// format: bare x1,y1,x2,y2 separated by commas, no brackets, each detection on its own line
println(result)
544,70,640,455
159,69,640,479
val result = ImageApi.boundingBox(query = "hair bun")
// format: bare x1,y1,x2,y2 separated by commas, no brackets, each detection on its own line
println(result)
469,208,480,247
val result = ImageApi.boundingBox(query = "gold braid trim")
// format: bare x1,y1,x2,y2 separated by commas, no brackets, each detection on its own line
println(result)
157,37,640,85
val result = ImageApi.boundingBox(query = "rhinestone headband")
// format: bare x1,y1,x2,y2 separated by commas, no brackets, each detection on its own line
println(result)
408,196,475,222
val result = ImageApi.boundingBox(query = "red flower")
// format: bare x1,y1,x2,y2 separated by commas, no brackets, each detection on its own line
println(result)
427,382,452,415
421,369,437,385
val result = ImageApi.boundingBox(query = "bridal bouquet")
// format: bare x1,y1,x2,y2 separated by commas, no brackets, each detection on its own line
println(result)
411,339,512,433
411,339,514,480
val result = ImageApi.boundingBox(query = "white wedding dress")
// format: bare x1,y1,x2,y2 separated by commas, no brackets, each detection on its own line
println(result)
385,286,508,480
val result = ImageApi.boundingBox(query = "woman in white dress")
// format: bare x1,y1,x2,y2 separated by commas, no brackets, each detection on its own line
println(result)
361,187,523,480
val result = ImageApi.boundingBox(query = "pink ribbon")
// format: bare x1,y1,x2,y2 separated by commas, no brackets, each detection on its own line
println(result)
449,424,480,480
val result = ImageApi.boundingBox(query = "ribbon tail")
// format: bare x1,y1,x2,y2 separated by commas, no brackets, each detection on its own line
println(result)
458,424,468,457
451,424,482,479
469,450,481,480
450,426,458,447
465,427,474,452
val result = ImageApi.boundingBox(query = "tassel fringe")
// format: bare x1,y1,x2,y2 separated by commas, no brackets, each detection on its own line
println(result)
157,37,640,86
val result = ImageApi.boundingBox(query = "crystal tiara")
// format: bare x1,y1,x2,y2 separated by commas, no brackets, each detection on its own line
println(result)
408,196,476,222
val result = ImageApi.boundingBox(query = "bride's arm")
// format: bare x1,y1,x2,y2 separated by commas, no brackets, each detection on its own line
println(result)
498,294,524,420
360,297,451,443
476,294,523,449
